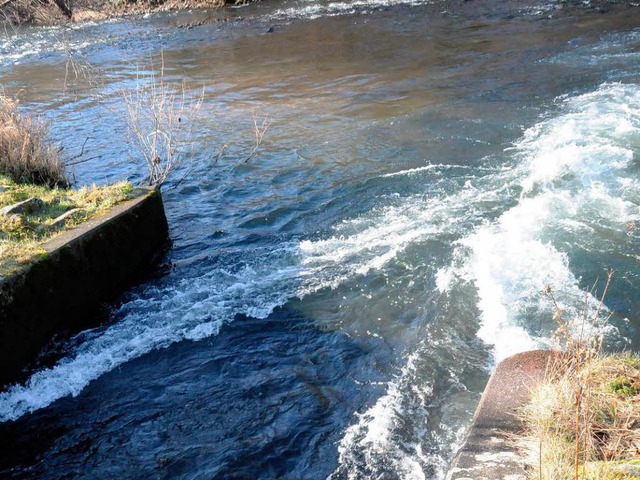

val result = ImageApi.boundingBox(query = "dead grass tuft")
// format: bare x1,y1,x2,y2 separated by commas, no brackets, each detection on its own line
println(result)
522,273,640,480
0,91,67,187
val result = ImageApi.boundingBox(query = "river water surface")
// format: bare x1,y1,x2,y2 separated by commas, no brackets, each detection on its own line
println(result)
1,1,640,478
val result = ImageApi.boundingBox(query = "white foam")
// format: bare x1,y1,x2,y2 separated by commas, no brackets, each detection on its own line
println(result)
548,29,640,76
298,202,441,284
328,340,472,480
445,82,640,362
0,248,307,422
328,352,430,480
0,27,95,65
270,0,431,21
381,163,505,179
329,82,640,479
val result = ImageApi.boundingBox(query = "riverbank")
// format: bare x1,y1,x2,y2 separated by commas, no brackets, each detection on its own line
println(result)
0,187,169,387
0,0,248,25
1,0,634,25
447,350,640,480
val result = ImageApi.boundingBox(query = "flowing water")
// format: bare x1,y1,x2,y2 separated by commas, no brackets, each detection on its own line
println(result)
1,1,640,478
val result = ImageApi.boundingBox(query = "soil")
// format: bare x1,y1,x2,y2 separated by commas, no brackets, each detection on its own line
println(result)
1,0,244,25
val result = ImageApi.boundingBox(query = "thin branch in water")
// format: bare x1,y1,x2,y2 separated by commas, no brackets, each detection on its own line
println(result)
214,143,228,166
244,109,270,163
67,154,101,167
66,136,91,163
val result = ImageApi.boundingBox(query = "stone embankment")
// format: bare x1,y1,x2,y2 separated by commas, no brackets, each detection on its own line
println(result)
0,188,169,387
446,350,555,480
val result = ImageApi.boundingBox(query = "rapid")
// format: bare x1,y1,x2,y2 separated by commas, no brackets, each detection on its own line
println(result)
1,1,639,478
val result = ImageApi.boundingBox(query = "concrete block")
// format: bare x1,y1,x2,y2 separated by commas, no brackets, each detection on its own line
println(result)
0,188,169,387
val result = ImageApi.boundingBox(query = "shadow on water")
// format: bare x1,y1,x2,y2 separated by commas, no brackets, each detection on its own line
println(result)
0,303,391,479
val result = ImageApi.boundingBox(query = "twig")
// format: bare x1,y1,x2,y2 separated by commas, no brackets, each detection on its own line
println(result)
67,154,101,167
244,109,270,163
66,137,91,163
214,143,228,166
0,0,16,10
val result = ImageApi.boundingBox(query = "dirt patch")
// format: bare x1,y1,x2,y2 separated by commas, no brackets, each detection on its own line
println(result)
1,0,244,25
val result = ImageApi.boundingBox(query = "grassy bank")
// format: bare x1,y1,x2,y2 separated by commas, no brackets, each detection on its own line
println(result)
0,177,141,276
521,282,640,480
0,90,143,276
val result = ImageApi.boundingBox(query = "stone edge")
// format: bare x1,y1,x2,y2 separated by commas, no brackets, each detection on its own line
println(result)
0,188,169,387
446,350,556,480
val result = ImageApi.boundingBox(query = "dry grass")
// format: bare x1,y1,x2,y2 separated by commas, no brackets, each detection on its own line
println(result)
0,91,67,187
525,353,640,479
0,0,229,25
522,274,640,480
0,176,139,276
0,0,71,26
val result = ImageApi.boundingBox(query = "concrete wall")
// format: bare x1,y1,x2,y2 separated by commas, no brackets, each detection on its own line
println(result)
446,350,555,480
0,188,169,387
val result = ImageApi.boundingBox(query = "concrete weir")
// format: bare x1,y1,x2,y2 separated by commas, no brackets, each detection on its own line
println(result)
446,350,555,480
0,188,169,387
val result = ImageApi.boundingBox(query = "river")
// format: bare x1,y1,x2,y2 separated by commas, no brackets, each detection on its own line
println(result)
0,1,639,478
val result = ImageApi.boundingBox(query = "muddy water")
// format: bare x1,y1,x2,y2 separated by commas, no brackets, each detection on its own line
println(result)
1,1,640,478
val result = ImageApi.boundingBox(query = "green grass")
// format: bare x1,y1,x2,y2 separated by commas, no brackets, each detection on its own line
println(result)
0,176,142,276
583,459,640,479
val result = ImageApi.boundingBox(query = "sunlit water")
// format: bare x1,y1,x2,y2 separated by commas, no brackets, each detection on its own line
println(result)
1,1,640,478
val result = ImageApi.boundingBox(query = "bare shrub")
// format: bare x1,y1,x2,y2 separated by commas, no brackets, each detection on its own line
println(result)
0,91,67,187
120,59,203,186
62,49,269,186
0,0,71,24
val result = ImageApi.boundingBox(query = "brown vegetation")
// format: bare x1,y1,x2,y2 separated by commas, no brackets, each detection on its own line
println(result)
0,0,240,24
522,275,640,480
119,60,204,186
0,91,67,187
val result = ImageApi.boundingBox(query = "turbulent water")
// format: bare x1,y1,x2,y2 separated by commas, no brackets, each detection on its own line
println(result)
1,1,640,478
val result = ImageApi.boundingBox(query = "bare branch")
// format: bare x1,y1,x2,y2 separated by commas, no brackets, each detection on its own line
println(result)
244,109,270,163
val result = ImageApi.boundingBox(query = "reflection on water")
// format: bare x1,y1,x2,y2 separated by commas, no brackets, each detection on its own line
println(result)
1,1,640,479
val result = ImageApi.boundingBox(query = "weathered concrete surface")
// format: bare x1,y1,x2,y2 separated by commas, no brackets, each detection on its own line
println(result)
0,188,169,387
446,350,556,480
0,197,44,216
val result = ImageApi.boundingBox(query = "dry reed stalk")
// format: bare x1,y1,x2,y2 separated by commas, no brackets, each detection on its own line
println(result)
0,90,67,187
244,109,270,163
524,272,640,480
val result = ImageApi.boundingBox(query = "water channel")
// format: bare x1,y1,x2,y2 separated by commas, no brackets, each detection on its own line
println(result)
1,1,640,478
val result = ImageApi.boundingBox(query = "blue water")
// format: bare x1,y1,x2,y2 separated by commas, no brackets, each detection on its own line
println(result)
1,1,640,478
